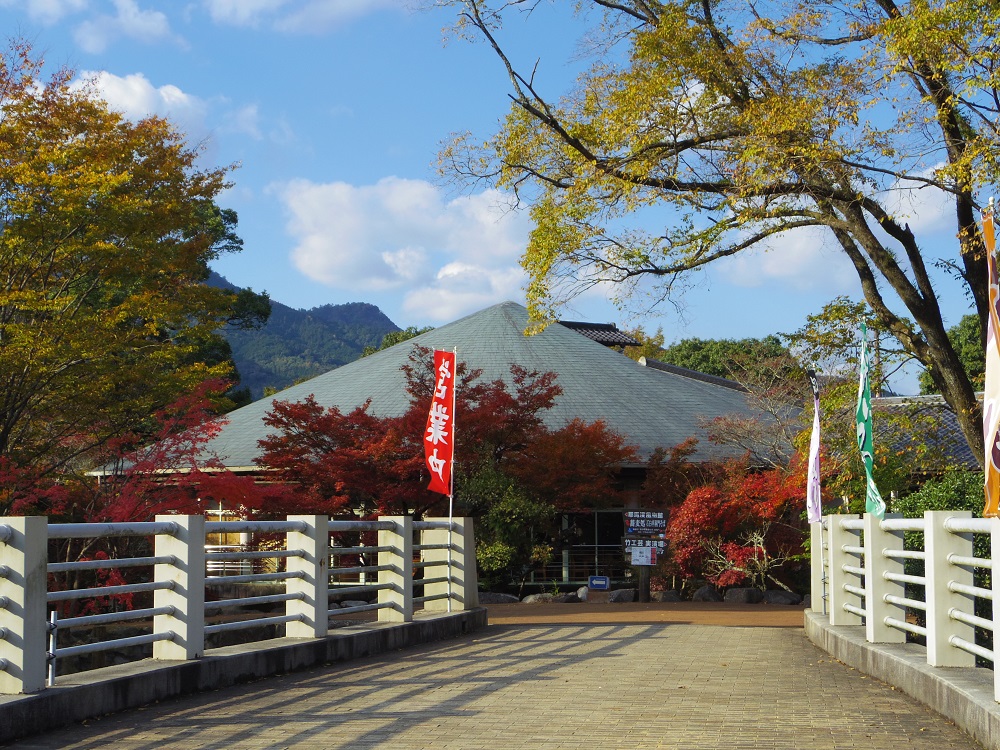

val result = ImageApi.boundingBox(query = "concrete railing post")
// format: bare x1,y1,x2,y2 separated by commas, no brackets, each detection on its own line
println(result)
153,515,205,660
809,520,826,615
378,516,413,623
924,510,975,667
827,514,863,626
864,513,906,643
0,517,48,694
422,517,479,611
286,515,329,639
991,518,1000,701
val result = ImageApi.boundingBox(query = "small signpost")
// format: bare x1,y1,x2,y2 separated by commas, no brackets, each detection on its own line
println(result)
587,575,610,603
588,575,610,591
623,510,669,603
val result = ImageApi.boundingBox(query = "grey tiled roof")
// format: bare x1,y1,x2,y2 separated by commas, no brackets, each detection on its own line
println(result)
557,320,642,347
205,301,764,469
874,395,979,471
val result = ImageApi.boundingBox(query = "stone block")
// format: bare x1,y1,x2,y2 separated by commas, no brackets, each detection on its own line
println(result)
724,587,764,604
763,590,802,605
692,585,723,602
609,588,636,603
651,590,682,602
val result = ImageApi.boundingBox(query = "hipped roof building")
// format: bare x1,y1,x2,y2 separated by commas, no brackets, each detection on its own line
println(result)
202,301,764,472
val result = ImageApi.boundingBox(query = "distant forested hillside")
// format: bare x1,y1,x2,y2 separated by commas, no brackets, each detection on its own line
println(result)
210,273,399,399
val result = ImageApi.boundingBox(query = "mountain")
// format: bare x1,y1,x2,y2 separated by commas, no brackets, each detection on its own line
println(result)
209,273,400,399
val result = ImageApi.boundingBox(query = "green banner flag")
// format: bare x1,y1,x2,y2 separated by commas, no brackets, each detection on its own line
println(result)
856,322,886,519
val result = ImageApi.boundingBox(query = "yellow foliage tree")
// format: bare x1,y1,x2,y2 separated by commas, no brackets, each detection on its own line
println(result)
0,43,257,472
439,0,1000,468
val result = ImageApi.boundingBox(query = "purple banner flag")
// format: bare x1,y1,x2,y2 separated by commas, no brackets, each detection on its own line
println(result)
806,369,822,524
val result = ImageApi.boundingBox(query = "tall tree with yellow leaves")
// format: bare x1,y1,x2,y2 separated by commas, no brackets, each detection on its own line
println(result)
438,0,1000,467
0,42,265,475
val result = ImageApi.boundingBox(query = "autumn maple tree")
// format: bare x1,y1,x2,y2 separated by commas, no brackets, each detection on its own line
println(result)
509,418,638,510
398,344,638,510
666,460,807,591
4,378,259,520
0,42,266,477
439,0,1000,466
257,397,427,517
6,378,264,611
636,438,718,511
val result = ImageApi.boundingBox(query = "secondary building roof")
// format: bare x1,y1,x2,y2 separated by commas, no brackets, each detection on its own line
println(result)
874,394,979,472
203,301,766,471
556,320,641,347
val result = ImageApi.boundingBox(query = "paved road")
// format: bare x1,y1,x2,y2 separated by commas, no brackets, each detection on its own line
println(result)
6,622,982,749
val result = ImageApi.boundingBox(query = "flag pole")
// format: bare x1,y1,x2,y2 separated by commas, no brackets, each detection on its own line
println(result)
424,348,458,610
447,346,457,612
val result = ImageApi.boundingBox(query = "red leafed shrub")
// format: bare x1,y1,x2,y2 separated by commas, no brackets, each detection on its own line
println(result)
258,396,427,517
665,460,807,590
510,418,639,511
6,378,276,616
8,378,265,522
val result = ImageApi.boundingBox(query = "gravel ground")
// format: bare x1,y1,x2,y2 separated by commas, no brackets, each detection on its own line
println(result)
484,601,807,627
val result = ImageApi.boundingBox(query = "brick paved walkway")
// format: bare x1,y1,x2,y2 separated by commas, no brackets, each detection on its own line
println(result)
6,623,982,749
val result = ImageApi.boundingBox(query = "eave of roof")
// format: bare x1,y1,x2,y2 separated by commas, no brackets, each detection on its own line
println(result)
638,357,748,392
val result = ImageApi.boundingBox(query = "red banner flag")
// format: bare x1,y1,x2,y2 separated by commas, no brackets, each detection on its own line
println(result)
424,349,456,496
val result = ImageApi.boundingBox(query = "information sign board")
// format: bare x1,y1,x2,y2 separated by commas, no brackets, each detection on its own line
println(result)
631,546,656,566
623,536,668,555
623,510,667,535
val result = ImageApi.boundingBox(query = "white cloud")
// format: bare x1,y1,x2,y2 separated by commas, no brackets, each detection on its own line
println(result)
0,0,88,25
203,0,285,26
224,103,263,140
203,0,401,32
76,70,208,139
880,166,953,234
715,224,859,293
382,247,427,282
276,177,531,319
402,264,528,323
444,191,526,261
74,0,174,54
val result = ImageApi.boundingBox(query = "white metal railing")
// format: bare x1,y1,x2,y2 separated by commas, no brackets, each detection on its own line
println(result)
812,511,1000,701
0,514,478,694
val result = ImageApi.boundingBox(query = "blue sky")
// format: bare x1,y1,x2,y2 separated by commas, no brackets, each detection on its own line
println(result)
2,0,978,393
